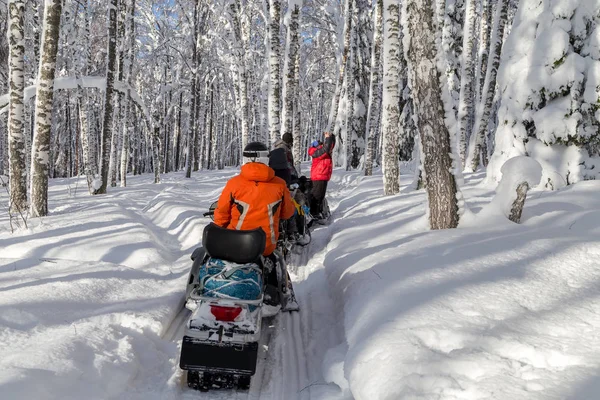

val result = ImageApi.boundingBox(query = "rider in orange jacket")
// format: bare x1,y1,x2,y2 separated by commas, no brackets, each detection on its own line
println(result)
214,142,296,256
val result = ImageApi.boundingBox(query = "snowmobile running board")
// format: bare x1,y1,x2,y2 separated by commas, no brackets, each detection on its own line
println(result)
180,336,259,375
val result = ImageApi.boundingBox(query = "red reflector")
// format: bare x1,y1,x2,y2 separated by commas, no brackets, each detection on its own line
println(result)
210,305,242,321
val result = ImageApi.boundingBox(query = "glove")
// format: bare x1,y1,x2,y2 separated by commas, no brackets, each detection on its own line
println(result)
311,140,319,147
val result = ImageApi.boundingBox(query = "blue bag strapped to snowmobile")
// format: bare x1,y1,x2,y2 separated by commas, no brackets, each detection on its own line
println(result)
197,257,263,301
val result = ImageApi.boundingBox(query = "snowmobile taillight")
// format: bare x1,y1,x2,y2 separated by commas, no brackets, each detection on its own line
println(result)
210,305,242,321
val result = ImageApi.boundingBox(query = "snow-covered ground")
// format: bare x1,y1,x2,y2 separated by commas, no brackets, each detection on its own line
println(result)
1,166,600,399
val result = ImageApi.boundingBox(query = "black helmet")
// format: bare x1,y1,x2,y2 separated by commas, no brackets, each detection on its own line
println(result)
243,141,270,165
282,133,293,145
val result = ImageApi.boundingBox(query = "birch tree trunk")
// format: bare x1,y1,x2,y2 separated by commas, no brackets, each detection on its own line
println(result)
328,0,354,135
364,0,383,176
120,0,135,187
350,0,371,170
95,0,118,195
344,18,356,171
173,91,182,171
292,46,302,172
476,0,492,102
268,0,281,145
465,0,507,172
381,0,401,195
281,2,301,141
456,0,477,166
405,0,459,229
229,0,250,151
186,0,200,178
29,0,62,217
151,123,162,184
8,0,28,213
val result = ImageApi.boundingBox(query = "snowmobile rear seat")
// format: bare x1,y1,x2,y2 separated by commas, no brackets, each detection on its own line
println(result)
202,223,266,264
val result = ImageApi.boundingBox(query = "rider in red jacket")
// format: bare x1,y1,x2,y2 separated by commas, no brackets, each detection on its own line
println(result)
308,132,335,218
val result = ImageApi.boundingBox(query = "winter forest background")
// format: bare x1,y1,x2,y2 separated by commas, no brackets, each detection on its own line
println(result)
0,0,599,226
2,1,600,399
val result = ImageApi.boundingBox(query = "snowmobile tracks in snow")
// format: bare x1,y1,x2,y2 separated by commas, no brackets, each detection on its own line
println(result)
270,311,310,400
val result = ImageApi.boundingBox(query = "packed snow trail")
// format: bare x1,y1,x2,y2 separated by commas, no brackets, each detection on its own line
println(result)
0,168,353,399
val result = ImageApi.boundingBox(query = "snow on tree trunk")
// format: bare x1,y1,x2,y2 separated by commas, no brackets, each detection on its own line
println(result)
78,93,95,194
488,0,600,188
29,0,62,216
95,0,118,195
150,123,161,184
440,0,464,121
381,0,401,195
268,0,282,145
456,0,477,166
350,0,371,170
229,0,250,152
365,0,383,176
344,19,356,171
328,0,353,135
120,0,135,187
186,0,201,178
7,0,28,214
405,0,460,229
281,2,301,142
292,27,302,171
465,0,508,172
476,0,493,102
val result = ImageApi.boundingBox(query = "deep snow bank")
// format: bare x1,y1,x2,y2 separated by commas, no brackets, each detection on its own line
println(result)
0,171,233,399
322,172,600,400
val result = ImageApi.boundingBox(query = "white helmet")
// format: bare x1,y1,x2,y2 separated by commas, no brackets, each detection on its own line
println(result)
243,141,270,165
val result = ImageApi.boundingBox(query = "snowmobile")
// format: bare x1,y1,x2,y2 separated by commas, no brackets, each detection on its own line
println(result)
180,210,297,391
297,176,332,227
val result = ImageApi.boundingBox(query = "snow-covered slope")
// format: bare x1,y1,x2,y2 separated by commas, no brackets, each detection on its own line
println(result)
322,170,600,400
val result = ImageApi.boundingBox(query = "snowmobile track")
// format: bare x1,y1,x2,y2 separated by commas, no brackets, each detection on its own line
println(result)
163,299,190,342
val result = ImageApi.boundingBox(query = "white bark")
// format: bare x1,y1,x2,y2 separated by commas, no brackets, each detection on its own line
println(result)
7,0,28,213
328,0,354,136
120,0,135,187
95,0,118,194
365,0,383,177
465,0,507,172
268,0,281,145
281,2,301,141
30,0,62,217
456,0,477,166
229,0,250,151
381,0,401,195
405,0,460,229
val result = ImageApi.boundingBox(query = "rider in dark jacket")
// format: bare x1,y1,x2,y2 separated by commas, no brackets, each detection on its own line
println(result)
269,133,297,186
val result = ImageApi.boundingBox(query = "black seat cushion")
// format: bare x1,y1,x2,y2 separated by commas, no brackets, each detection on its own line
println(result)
202,223,266,264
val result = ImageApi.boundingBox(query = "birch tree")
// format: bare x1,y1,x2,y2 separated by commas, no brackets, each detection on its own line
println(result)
405,0,460,229
229,0,250,151
327,0,353,135
349,0,370,169
29,0,62,217
365,0,383,176
457,0,477,166
95,0,118,194
381,0,401,195
7,0,28,213
281,1,301,141
466,0,508,172
120,0,136,187
267,0,282,145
